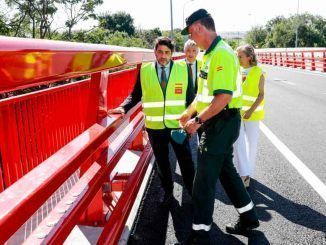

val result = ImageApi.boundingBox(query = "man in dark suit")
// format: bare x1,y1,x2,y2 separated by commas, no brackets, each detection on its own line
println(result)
108,37,195,205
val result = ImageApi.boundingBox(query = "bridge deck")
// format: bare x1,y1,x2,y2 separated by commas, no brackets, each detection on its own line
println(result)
128,66,326,245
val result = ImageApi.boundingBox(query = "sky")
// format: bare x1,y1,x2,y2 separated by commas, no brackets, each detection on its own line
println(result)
85,0,326,32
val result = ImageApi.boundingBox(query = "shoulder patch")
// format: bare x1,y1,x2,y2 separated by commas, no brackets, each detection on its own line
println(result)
216,66,223,72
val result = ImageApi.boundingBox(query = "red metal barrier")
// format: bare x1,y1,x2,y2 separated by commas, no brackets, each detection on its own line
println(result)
0,36,154,190
255,48,326,72
0,80,98,189
0,36,184,244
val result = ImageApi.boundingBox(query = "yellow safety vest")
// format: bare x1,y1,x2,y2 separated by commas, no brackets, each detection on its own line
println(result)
140,61,188,129
241,66,265,121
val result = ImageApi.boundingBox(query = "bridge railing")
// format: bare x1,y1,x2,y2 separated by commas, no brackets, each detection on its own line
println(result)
0,36,183,244
256,48,326,72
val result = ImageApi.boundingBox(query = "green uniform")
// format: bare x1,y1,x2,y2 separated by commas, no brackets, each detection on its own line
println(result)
192,36,258,231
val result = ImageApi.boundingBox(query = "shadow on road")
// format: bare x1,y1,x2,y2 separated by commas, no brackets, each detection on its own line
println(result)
248,179,326,233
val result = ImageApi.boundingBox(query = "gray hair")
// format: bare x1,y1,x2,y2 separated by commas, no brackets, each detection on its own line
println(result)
184,39,198,52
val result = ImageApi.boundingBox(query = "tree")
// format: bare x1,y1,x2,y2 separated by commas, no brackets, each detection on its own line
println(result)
136,27,162,48
293,13,326,47
0,14,11,35
245,26,268,48
60,0,103,40
99,11,135,36
5,0,58,38
106,31,146,47
246,13,326,48
171,29,185,52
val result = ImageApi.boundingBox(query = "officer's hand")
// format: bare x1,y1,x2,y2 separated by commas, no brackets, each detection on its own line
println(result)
108,107,125,115
184,118,201,135
178,113,191,127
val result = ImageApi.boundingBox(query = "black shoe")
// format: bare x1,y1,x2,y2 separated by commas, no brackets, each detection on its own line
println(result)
175,230,210,245
225,218,259,235
159,192,173,206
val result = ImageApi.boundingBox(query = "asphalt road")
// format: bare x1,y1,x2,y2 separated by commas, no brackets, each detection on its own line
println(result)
128,66,326,245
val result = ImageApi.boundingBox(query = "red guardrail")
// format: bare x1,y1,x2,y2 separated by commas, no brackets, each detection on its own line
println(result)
0,36,171,244
255,48,326,72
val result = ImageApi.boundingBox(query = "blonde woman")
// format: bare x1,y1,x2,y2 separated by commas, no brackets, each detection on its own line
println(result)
234,44,265,188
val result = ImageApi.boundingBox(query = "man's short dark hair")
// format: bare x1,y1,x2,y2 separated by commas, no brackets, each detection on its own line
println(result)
198,17,216,32
154,37,174,52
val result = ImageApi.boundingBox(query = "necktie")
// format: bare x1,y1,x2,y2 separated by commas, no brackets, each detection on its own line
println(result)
161,66,167,92
188,63,194,86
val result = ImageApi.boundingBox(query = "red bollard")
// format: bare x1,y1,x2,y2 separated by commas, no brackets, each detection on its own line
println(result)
301,52,306,69
311,52,316,71
323,51,326,72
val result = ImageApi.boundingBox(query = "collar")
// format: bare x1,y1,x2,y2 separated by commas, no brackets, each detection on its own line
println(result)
186,59,196,66
204,36,222,55
157,61,171,69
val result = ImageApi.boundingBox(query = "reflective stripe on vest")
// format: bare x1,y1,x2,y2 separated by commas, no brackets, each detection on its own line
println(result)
140,61,188,129
241,66,265,121
143,100,186,108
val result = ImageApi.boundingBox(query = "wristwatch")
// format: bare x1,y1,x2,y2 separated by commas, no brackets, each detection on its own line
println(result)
195,116,203,125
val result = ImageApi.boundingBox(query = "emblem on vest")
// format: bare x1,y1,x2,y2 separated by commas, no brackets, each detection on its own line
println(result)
175,83,183,94
199,70,207,79
216,66,223,72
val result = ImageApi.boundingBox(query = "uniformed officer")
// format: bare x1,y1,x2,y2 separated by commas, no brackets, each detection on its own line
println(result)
108,37,195,205
179,9,259,244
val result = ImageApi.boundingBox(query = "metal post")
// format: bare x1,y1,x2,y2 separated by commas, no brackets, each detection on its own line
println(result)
170,0,174,39
295,0,300,47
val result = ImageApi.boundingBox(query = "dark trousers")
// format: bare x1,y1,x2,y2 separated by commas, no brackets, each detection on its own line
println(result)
193,112,256,226
147,128,195,195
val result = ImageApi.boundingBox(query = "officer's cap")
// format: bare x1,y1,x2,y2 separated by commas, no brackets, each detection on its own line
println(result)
181,9,211,35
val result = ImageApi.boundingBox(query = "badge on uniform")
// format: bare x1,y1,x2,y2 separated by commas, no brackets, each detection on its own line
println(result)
175,82,182,94
199,70,207,79
216,66,223,72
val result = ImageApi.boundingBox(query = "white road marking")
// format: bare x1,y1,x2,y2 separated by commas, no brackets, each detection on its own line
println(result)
273,78,296,86
260,122,326,202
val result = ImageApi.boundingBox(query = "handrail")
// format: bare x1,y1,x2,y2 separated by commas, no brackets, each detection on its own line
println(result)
97,144,153,244
255,48,326,72
0,36,154,93
0,120,111,242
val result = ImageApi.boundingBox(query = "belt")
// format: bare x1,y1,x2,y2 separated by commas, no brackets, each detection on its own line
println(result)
221,108,239,115
202,108,239,130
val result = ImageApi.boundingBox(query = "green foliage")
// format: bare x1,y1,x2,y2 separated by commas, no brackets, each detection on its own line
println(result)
99,11,135,36
5,0,58,38
0,14,10,35
172,29,185,52
246,13,326,48
105,31,146,47
60,0,103,40
2,3,325,50
225,39,242,50
245,26,268,48
135,28,162,48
